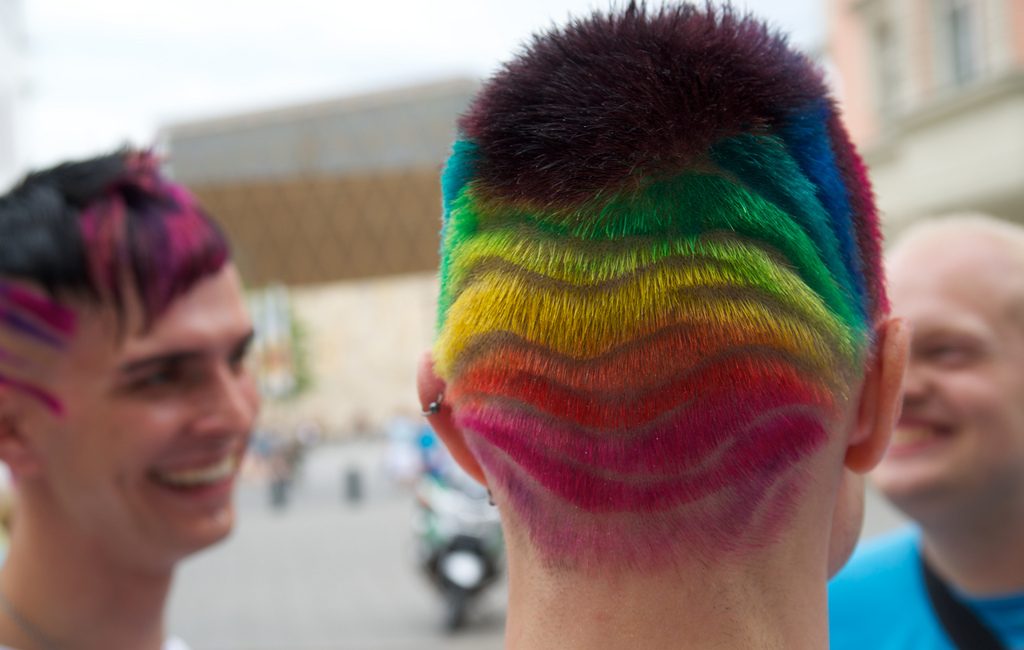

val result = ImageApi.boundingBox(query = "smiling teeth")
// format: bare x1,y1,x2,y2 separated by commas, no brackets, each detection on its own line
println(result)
157,456,236,487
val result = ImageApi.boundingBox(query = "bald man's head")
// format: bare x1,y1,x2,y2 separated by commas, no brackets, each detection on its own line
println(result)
877,214,1024,527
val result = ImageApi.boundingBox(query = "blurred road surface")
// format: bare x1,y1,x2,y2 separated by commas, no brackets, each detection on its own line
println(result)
168,440,506,650
168,439,905,649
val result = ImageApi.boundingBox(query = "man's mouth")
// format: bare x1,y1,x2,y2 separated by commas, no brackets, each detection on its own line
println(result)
889,420,954,452
152,455,238,488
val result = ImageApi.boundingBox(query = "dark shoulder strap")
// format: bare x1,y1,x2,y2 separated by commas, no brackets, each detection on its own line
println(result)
921,554,1006,650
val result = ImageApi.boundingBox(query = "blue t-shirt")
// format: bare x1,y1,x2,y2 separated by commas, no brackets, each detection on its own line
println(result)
829,528,1024,649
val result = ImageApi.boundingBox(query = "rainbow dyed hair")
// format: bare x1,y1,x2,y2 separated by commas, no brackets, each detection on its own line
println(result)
434,4,887,568
0,149,229,329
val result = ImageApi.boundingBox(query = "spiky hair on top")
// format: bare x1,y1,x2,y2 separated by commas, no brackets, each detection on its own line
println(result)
436,2,887,570
450,2,886,321
464,3,822,203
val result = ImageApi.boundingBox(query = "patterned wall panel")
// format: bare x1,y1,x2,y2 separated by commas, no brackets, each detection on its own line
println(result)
193,167,442,287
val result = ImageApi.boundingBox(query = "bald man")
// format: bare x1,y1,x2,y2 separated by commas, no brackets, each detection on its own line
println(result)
830,215,1024,649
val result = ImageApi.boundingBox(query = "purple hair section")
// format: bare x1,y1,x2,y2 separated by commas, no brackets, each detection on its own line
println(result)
0,284,76,337
460,3,829,208
78,153,229,328
0,307,65,348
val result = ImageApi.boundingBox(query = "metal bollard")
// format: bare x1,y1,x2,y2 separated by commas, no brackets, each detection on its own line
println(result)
343,465,363,504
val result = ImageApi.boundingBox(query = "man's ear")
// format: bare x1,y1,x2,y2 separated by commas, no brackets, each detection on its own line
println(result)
844,317,910,473
416,352,487,486
0,389,42,478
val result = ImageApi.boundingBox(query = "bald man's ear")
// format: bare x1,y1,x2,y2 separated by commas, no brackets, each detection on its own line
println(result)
416,352,487,486
844,318,910,473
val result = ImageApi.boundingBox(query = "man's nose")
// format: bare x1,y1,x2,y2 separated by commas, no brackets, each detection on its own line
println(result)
899,359,929,407
194,366,259,436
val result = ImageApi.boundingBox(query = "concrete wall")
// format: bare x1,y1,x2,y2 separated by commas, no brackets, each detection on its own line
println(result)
867,72,1024,230
258,272,437,436
827,0,1024,230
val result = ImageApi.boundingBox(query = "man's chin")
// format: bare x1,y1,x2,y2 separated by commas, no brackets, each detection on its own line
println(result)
144,464,242,554
871,466,961,522
163,502,237,561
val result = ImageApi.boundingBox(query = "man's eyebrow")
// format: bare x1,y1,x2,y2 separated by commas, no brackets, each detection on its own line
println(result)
117,329,256,374
913,323,987,339
117,351,197,375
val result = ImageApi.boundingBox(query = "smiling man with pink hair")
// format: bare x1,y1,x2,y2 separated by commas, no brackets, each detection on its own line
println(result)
0,150,259,649
418,3,908,648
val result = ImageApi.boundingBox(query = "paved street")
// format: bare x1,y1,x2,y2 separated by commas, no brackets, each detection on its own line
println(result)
167,440,506,650
167,439,905,650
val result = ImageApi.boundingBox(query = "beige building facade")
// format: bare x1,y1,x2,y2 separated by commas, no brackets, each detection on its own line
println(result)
827,0,1024,230
258,272,438,435
161,80,476,435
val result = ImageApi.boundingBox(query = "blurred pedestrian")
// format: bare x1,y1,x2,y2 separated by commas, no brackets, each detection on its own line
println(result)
417,4,908,648
0,151,260,649
830,215,1024,649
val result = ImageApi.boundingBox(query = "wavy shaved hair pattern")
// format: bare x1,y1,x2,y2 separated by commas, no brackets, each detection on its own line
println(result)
434,3,887,569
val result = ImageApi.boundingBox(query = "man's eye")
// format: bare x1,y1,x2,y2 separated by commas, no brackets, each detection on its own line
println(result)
229,345,252,371
925,345,974,366
131,367,182,389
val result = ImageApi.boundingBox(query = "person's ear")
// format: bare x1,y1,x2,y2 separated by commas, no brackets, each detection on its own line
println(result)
0,388,43,479
416,352,487,486
844,317,910,473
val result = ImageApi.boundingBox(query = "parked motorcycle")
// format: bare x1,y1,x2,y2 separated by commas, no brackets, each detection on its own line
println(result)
413,472,504,631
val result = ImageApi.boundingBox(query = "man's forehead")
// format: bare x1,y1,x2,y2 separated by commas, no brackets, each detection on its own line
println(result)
889,228,1024,336
892,219,1024,267
70,266,251,360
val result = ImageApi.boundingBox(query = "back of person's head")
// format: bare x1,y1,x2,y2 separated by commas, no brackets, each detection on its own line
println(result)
423,2,904,572
0,149,229,331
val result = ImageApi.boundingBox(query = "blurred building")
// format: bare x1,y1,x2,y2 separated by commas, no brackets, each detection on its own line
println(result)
0,0,26,191
828,0,1024,230
160,79,478,435
161,78,477,285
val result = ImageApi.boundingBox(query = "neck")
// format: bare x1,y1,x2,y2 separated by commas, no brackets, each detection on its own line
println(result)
0,495,171,650
920,496,1024,596
503,535,829,650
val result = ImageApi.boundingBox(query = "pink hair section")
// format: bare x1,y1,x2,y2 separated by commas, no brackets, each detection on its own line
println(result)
76,152,228,325
78,195,128,304
469,427,813,569
456,393,828,513
0,284,76,337
0,374,62,415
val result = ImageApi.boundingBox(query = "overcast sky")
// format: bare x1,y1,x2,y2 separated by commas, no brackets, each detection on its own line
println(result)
20,0,822,169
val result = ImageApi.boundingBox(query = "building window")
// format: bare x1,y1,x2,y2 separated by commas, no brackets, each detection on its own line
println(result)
937,0,980,87
872,17,901,118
